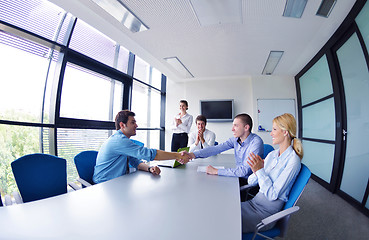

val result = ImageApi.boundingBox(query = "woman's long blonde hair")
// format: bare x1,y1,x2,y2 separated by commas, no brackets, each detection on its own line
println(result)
273,113,303,159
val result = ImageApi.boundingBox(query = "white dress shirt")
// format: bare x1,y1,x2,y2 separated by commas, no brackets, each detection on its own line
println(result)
247,145,301,202
188,129,216,152
170,113,193,134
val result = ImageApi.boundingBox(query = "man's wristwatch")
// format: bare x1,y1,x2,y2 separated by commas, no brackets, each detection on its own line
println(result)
148,166,152,173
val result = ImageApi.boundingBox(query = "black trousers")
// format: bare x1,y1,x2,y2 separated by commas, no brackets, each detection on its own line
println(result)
171,133,188,152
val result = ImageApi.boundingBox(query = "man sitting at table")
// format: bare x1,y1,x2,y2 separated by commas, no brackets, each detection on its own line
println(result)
188,115,216,152
185,113,263,179
93,110,191,184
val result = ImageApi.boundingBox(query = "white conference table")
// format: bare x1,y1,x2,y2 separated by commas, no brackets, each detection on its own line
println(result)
0,154,241,240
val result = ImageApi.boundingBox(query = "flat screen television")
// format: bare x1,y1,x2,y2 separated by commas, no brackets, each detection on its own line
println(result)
200,99,234,122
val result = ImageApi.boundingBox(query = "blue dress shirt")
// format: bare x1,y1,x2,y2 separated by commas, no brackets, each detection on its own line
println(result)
93,130,157,184
247,145,301,202
193,133,264,177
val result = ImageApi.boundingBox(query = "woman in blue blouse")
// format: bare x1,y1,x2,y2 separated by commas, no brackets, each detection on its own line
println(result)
241,113,304,233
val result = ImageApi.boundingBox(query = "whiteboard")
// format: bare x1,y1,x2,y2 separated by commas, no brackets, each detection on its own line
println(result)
257,99,296,132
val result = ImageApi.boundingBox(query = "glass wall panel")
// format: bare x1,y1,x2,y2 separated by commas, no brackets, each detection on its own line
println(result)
299,55,333,106
57,128,111,182
131,81,161,128
0,35,56,124
336,33,369,203
60,63,122,121
131,130,160,149
0,125,49,195
302,140,335,183
69,19,117,69
356,0,369,52
302,98,336,140
133,56,150,83
0,0,70,44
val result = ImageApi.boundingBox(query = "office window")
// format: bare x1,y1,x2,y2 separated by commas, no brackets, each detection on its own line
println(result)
131,81,161,128
57,128,111,182
69,19,117,69
60,63,123,121
0,32,57,124
132,130,160,149
116,46,130,74
133,56,150,83
0,125,50,195
0,0,70,44
151,67,162,90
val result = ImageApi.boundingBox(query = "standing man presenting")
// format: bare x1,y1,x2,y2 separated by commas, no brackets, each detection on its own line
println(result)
93,110,191,184
188,115,216,152
185,113,263,179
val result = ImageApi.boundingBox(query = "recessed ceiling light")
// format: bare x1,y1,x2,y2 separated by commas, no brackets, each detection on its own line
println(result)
316,0,337,18
283,0,308,18
91,0,149,33
164,57,194,78
262,51,284,75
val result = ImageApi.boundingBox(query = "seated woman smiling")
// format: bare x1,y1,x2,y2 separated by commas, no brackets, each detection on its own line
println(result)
241,113,303,233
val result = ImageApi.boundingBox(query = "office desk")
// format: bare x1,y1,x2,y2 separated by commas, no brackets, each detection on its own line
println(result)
0,154,241,240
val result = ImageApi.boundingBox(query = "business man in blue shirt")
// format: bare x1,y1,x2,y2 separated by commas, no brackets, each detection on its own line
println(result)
186,113,264,179
93,110,191,184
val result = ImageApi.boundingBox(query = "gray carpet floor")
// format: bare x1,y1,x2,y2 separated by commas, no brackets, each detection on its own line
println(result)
284,179,369,240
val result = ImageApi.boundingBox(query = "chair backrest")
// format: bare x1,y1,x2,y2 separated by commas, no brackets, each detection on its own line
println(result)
74,150,98,185
263,144,274,158
278,164,311,237
11,153,67,203
177,147,190,152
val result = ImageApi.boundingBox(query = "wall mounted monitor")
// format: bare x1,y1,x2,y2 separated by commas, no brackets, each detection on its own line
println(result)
200,99,234,122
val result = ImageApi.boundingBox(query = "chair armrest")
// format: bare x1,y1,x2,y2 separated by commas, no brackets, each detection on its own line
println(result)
240,184,258,192
261,206,300,226
4,194,12,206
12,191,23,204
77,178,92,188
68,181,81,191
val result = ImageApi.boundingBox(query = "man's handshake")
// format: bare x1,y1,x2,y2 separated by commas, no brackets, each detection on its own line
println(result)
176,151,195,164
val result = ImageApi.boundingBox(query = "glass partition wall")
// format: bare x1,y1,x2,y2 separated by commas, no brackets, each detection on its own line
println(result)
0,0,166,194
296,0,369,215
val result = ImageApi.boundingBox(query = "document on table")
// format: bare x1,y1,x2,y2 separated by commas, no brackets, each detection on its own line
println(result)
197,166,225,173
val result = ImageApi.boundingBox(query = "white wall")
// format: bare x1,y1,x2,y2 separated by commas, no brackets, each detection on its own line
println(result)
165,75,297,151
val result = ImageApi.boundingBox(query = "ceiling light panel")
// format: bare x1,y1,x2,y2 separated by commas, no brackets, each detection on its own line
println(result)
283,0,308,18
164,57,194,78
262,51,284,75
91,0,148,32
190,0,242,26
316,0,337,18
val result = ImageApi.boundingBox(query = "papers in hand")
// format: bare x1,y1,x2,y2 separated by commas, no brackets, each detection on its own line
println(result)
197,166,225,173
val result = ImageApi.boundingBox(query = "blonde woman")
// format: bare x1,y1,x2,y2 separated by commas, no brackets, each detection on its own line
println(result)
241,113,303,233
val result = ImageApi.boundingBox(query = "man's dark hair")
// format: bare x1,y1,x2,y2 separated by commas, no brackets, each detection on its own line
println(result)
195,115,207,125
234,113,253,132
115,110,135,130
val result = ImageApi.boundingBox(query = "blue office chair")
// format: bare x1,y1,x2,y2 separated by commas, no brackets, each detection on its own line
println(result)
242,164,311,240
74,150,98,187
263,144,274,159
11,153,68,203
